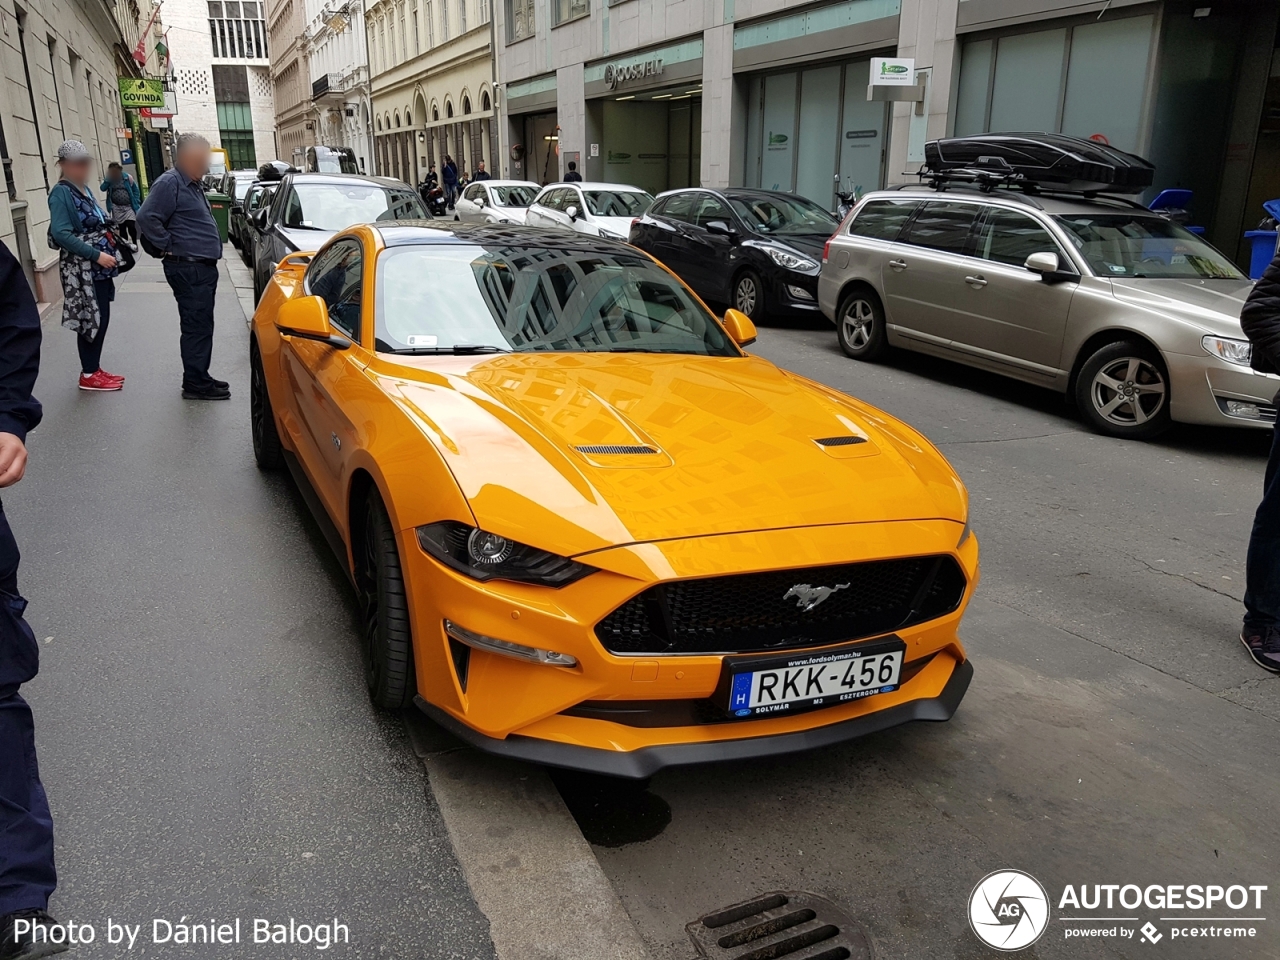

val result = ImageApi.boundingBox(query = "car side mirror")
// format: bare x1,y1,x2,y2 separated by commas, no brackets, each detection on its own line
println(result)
253,209,269,230
1024,251,1077,284
476,195,486,207
705,220,737,239
274,295,349,349
566,204,579,220
722,308,757,347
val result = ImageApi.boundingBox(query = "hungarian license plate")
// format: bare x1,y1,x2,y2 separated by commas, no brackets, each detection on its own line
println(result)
718,637,905,720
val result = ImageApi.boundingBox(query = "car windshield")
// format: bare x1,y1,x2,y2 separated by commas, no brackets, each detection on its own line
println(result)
583,190,653,217
492,185,537,207
375,243,738,356
284,182,426,231
1052,214,1244,280
233,180,254,201
729,194,838,236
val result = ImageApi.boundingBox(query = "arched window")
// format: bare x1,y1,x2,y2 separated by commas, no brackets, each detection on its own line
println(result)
462,96,471,115
445,101,453,118
376,115,382,131
432,105,439,121
481,90,490,111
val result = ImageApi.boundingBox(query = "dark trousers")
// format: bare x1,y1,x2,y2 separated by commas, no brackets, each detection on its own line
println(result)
1245,426,1280,627
0,505,56,916
77,278,115,375
114,220,137,245
162,260,218,389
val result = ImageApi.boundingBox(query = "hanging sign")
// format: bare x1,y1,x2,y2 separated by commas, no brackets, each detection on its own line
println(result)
870,58,915,86
118,77,165,109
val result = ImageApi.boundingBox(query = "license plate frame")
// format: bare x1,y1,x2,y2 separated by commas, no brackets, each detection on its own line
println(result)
714,636,906,720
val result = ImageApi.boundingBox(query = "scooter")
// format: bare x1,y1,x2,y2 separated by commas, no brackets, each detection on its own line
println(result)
418,181,447,217
835,189,858,221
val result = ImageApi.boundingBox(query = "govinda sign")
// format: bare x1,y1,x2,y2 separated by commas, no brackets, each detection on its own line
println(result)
118,78,165,110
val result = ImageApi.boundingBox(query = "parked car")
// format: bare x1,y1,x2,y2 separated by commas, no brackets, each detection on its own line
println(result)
248,220,976,777
453,180,541,225
225,173,259,249
221,168,259,199
819,181,1266,439
236,181,276,267
250,172,426,302
631,188,838,322
524,182,653,240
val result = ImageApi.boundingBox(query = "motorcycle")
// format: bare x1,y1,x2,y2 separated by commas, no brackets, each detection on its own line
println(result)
835,189,858,222
418,180,447,217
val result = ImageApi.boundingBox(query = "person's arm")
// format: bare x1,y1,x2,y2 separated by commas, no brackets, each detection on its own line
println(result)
137,174,178,252
0,240,41,486
48,186,101,261
99,177,112,212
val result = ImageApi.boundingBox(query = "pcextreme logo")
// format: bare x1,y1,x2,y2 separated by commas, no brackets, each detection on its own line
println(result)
969,870,1050,951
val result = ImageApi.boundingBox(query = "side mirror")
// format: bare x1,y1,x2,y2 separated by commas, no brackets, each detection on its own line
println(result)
722,308,757,347
566,204,579,220
253,209,269,230
705,220,737,239
1024,251,1077,284
476,194,486,207
274,295,349,349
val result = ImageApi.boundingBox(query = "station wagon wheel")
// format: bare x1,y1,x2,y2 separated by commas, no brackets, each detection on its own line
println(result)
1075,340,1171,440
249,341,283,470
836,289,887,361
356,492,415,710
733,269,764,322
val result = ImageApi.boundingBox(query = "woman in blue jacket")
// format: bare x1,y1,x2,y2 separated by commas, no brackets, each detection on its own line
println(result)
48,140,122,392
100,161,141,248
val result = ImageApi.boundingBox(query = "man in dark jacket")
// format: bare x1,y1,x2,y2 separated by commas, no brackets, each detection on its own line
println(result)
1238,251,1280,671
0,240,71,958
563,161,583,183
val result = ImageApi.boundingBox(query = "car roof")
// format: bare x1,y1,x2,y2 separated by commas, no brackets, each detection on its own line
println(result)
539,181,648,192
285,172,411,189
479,179,540,188
372,221,642,251
862,185,1157,217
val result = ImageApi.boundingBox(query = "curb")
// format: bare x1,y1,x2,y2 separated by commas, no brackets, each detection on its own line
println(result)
403,710,653,960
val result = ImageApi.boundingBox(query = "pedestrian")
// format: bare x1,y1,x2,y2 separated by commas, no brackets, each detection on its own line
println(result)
442,155,458,207
473,161,491,182
1240,251,1280,671
99,162,140,249
564,161,583,183
137,133,229,401
48,140,122,394
0,239,72,959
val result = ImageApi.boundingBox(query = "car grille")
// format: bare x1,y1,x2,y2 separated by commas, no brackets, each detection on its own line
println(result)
595,555,967,655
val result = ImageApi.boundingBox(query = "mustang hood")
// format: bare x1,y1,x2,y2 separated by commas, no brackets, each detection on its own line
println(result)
383,353,966,555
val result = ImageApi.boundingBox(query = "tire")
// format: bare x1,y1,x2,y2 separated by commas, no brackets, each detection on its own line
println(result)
249,342,283,470
253,268,263,304
836,288,888,361
732,269,765,322
355,492,416,710
1074,339,1172,440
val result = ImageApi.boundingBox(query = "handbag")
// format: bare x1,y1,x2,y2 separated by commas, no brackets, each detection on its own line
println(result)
108,228,135,273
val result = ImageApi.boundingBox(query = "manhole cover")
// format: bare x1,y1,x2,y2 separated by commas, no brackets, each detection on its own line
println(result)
686,891,874,960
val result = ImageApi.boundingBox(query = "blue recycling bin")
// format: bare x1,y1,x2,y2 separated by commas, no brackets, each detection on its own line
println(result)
1245,231,1278,280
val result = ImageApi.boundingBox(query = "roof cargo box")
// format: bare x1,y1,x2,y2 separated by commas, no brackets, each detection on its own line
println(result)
923,134,1155,194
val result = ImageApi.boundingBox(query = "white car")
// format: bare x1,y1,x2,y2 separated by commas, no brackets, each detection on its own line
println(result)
524,181,654,240
453,180,541,225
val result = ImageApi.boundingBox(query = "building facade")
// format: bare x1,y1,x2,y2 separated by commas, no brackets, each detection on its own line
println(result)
166,0,275,168
366,0,498,185
495,0,1279,267
0,0,154,303
268,0,312,163
305,0,371,172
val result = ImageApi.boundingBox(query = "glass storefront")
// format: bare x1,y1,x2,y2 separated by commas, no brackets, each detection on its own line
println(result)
743,58,889,210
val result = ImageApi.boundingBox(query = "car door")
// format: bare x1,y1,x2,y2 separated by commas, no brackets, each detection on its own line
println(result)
455,183,483,222
256,185,292,289
954,205,1077,375
525,188,559,228
689,193,738,301
641,193,697,279
281,237,369,518
879,200,983,348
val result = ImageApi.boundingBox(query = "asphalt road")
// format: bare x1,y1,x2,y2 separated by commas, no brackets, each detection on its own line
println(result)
8,257,496,959
592,319,1280,960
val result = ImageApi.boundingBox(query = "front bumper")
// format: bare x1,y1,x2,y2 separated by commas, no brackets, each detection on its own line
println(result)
1166,350,1279,428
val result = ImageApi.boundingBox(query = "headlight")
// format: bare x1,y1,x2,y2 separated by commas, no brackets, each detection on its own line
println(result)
766,247,818,272
599,229,627,241
416,521,597,587
1202,335,1252,366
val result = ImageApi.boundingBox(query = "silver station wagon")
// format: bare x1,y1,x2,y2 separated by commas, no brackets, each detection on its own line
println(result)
818,188,1271,439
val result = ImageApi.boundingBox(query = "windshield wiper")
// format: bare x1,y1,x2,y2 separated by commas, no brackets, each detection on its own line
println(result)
287,223,328,231
387,344,510,355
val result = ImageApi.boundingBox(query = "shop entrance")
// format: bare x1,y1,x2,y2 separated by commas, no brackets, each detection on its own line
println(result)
516,111,559,185
597,87,702,195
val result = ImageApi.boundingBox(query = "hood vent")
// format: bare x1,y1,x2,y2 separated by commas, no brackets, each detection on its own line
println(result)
814,436,867,447
575,444,659,455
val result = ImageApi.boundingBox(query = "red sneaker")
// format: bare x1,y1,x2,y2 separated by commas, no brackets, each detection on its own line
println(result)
78,370,123,391
99,368,125,382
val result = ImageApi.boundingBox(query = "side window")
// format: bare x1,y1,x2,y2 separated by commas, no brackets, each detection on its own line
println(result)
464,184,482,202
900,201,981,256
976,208,1061,267
847,200,919,241
282,188,305,227
565,189,584,214
537,189,560,211
661,193,695,223
307,239,363,340
693,195,732,227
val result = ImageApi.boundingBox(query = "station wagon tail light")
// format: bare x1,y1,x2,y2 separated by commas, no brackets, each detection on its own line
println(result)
823,235,833,263
416,520,597,587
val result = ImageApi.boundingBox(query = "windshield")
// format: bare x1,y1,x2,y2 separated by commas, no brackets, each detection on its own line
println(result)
492,185,537,207
375,243,738,356
1053,214,1244,280
729,194,838,236
583,190,653,218
234,179,254,200
284,182,426,231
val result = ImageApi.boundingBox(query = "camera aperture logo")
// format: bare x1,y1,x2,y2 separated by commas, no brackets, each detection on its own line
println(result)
969,870,1050,951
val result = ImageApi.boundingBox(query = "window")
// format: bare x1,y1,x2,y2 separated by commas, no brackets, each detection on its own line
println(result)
307,239,364,340
658,193,695,223
584,190,652,217
284,181,426,231
1052,213,1243,280
398,4,407,60
379,21,386,69
459,0,466,32
899,202,980,256
425,0,435,45
441,0,449,40
208,0,267,58
693,195,732,228
551,0,587,25
478,0,489,25
847,199,919,241
506,0,533,41
975,208,1060,268
728,194,837,236
464,183,484,202
412,8,420,54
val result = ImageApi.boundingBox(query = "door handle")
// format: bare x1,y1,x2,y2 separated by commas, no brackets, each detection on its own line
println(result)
888,259,907,271
965,275,988,287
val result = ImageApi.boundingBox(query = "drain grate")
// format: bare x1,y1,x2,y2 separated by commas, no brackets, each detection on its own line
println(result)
686,891,873,960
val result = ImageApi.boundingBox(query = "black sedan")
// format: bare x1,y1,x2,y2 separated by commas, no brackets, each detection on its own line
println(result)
250,172,426,302
629,188,838,322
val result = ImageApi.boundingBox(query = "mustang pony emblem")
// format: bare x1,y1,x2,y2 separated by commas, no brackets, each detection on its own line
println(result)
783,582,850,612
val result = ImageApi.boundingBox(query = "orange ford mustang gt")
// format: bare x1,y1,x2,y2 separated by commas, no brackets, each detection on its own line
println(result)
249,222,977,777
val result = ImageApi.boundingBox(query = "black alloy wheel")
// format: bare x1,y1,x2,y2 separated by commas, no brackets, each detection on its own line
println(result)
249,342,283,470
356,492,416,710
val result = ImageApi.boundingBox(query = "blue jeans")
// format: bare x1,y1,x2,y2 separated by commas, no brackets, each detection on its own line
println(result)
162,260,218,389
0,504,56,915
1244,426,1280,627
